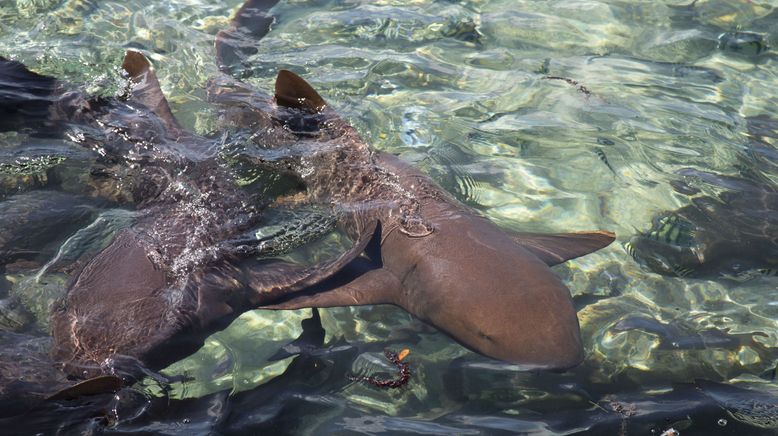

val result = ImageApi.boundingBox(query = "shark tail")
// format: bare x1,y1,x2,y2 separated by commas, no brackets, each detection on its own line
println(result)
215,0,281,74
0,56,59,133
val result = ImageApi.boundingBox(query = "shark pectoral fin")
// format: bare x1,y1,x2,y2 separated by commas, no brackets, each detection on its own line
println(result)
510,230,616,266
260,267,402,310
121,51,182,133
274,70,328,113
215,0,281,73
221,203,338,258
245,220,380,303
46,375,123,401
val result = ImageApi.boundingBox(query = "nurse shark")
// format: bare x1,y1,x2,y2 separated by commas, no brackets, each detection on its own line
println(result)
0,0,616,392
213,0,616,370
0,51,376,385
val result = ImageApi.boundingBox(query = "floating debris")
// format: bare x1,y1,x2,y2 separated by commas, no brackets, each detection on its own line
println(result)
608,400,636,436
542,76,592,97
349,349,411,389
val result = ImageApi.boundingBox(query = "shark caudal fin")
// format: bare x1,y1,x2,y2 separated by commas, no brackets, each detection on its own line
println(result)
0,56,58,134
215,0,281,74
244,220,381,303
509,230,616,266
121,51,182,133
260,267,402,310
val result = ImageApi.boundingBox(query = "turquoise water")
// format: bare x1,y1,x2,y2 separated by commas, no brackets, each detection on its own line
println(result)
1,0,777,434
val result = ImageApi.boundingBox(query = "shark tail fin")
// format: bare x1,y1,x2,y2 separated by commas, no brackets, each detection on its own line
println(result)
215,0,281,74
510,230,616,266
46,375,123,401
260,267,402,310
0,56,59,133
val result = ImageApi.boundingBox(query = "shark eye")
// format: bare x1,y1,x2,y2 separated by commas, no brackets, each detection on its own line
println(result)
477,331,494,342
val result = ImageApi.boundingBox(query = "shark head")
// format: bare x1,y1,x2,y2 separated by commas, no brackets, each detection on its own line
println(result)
393,212,586,370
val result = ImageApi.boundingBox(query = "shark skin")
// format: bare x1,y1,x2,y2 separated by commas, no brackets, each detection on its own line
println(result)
0,52,378,382
212,0,616,370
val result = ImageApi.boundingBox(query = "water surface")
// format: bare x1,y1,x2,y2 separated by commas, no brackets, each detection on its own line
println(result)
1,0,777,434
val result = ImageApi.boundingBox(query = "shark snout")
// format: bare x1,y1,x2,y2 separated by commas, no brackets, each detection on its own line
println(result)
461,298,584,370
414,240,585,370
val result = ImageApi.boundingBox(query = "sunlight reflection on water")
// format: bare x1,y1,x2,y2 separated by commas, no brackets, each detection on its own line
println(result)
1,0,777,433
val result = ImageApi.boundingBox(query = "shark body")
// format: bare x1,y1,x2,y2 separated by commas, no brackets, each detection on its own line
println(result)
213,0,616,369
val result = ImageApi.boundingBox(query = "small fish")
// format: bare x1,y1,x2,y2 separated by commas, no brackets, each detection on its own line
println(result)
441,17,482,45
718,32,770,58
645,215,695,247
627,169,778,279
594,147,616,174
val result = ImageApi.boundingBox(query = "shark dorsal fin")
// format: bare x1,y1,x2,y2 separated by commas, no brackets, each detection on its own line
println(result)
121,50,181,132
510,230,616,266
274,70,327,113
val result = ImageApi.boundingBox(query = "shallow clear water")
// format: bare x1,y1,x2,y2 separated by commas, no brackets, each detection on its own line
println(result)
1,0,777,434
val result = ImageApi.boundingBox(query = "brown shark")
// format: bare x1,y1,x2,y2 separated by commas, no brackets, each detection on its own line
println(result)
212,0,616,369
0,52,377,381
